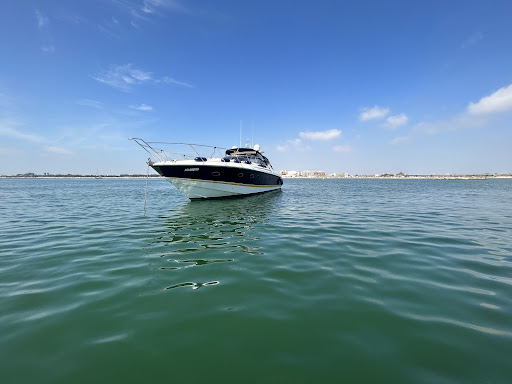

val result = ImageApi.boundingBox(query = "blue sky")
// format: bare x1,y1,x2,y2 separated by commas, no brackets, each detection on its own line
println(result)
1,0,511,175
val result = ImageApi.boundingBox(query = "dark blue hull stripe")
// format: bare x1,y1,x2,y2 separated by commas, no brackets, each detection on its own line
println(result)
151,164,283,186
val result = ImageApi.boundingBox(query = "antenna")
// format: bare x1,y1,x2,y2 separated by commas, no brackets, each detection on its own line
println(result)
252,121,254,148
240,120,242,148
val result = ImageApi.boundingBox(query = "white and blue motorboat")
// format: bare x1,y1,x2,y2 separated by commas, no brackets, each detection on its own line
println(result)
130,138,283,200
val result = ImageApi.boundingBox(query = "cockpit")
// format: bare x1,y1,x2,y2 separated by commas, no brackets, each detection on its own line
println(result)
223,148,271,168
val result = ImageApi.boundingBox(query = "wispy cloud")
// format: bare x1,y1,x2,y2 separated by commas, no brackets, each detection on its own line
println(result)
91,64,152,91
41,45,56,53
141,0,188,14
390,136,410,145
97,22,121,39
414,114,487,135
130,19,141,29
359,106,390,121
91,64,192,91
385,113,408,129
333,144,352,153
162,76,193,88
77,99,104,109
111,0,189,28
56,11,86,26
35,9,55,53
0,125,47,143
44,146,74,156
461,32,484,49
130,103,153,111
35,10,49,29
299,129,341,141
467,83,512,115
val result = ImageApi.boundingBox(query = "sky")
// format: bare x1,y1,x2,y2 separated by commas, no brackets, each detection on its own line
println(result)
1,0,511,175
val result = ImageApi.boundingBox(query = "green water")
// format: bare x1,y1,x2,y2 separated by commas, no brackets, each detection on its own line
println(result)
1,178,511,383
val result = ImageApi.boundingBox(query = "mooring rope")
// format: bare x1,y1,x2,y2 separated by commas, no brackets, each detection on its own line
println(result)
144,160,150,216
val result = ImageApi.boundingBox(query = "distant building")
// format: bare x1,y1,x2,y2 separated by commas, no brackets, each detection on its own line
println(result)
281,170,351,178
332,173,349,178
280,170,299,178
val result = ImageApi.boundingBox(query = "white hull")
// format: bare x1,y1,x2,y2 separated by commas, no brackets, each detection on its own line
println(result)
167,177,282,199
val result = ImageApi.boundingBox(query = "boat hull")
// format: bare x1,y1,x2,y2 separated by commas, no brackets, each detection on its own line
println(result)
166,177,282,200
151,163,283,200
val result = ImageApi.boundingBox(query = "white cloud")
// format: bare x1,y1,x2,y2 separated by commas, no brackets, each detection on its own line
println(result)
277,138,311,152
390,136,410,145
333,144,352,153
44,146,73,156
359,106,390,121
299,129,341,141
385,113,408,129
130,104,153,111
92,64,192,91
130,69,152,82
467,83,512,115
413,84,512,135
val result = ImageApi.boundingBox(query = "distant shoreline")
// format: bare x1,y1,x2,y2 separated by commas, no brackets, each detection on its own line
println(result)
2,174,511,180
0,175,159,179
283,175,512,180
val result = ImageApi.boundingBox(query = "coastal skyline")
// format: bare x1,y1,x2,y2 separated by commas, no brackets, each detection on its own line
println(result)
1,1,512,175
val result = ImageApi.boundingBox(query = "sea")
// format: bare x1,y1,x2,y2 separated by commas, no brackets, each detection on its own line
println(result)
1,178,511,384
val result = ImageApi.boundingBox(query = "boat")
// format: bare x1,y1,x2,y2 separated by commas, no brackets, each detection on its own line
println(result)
130,138,283,200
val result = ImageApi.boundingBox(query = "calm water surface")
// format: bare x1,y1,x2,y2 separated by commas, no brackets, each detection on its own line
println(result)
1,178,511,383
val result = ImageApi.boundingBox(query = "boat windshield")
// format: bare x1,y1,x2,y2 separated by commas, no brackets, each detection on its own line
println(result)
225,149,270,167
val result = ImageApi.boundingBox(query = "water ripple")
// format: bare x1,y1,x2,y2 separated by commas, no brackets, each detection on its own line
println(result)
1,178,512,384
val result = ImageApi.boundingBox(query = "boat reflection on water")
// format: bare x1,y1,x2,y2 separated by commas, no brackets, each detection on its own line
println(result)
146,190,282,291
